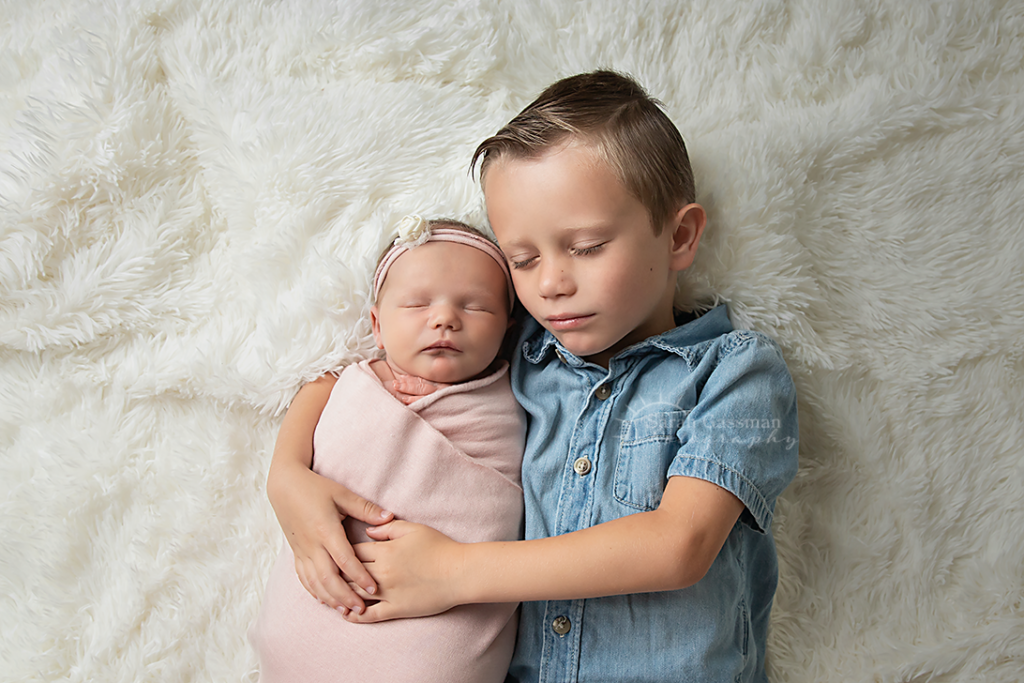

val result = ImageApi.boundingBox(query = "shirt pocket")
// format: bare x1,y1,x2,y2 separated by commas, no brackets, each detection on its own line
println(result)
614,410,688,512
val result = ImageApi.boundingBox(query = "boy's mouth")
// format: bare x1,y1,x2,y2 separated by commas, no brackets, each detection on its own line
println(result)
547,314,593,330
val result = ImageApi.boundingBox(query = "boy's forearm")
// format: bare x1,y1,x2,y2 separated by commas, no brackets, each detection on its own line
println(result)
460,512,697,603
266,376,337,497
266,421,317,514
459,476,743,604
459,513,679,604
266,452,312,513
266,374,340,524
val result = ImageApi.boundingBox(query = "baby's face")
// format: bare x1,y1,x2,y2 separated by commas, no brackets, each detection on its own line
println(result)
371,241,510,384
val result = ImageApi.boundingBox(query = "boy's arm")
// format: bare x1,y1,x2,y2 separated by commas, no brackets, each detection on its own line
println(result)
347,474,743,621
347,328,797,622
266,374,393,613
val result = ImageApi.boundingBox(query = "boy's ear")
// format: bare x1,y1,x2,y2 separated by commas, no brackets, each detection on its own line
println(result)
667,203,707,272
369,305,385,350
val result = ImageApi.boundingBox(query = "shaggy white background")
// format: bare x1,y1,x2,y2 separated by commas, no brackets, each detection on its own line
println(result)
2,0,1022,681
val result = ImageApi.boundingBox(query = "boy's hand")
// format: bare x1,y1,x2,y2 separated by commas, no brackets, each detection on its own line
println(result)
268,463,393,613
343,521,464,623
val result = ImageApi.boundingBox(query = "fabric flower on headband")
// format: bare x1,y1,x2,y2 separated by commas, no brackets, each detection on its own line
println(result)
394,214,431,247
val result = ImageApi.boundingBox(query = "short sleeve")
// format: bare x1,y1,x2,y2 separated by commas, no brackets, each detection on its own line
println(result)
666,331,799,533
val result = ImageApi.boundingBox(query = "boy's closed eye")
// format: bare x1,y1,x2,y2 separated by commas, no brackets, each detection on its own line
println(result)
569,241,606,256
507,241,607,270
509,256,537,270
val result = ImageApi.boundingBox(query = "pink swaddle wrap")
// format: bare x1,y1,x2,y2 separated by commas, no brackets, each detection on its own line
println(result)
250,359,525,683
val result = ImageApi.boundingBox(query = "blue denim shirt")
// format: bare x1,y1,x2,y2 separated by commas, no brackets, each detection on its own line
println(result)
506,305,799,683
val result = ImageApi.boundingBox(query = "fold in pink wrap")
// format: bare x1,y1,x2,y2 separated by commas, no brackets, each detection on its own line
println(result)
250,360,526,683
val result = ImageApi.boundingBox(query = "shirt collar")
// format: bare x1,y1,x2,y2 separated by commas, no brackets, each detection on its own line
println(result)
520,304,734,366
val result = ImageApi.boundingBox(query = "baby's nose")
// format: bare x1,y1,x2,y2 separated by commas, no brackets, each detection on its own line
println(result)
430,304,460,329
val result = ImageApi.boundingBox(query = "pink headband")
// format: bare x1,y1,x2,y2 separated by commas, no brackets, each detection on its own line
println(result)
373,216,515,309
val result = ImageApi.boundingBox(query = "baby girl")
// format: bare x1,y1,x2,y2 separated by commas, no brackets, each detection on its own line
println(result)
249,216,525,683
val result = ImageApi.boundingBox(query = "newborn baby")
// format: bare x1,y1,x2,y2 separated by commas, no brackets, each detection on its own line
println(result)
249,216,525,683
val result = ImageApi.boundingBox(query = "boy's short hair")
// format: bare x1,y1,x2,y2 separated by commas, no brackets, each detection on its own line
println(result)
471,70,695,233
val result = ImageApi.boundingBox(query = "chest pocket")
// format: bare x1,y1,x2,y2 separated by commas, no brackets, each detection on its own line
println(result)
614,410,688,511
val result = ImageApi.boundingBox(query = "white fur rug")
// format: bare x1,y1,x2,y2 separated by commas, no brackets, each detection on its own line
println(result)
2,1,1022,681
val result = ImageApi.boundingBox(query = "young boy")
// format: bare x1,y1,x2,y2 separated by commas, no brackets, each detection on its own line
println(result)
270,71,799,683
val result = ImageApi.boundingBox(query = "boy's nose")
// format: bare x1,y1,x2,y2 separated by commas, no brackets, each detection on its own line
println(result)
538,260,575,298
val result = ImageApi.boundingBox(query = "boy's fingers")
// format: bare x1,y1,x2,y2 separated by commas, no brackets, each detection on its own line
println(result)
364,520,414,541
351,541,377,562
298,550,367,612
295,558,337,606
333,487,393,526
324,537,378,597
346,581,377,601
362,522,395,541
294,560,316,598
317,563,363,609
343,601,391,624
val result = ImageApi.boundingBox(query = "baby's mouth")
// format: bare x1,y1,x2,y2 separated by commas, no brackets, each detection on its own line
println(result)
424,340,460,352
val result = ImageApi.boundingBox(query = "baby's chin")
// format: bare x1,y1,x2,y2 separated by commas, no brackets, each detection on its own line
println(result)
400,356,495,385
418,367,484,385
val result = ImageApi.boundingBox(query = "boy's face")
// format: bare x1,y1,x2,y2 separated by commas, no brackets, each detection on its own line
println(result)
371,242,510,383
484,142,703,367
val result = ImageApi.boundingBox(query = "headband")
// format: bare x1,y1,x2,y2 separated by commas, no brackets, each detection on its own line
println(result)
373,215,515,309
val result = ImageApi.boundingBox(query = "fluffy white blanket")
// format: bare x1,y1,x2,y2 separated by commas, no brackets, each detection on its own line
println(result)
2,1,1022,681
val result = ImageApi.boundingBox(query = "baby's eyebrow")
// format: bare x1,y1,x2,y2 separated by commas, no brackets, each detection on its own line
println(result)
466,289,503,302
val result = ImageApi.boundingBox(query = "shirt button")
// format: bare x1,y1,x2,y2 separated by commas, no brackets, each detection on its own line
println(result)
555,349,567,363
573,457,592,476
552,615,571,636
595,383,612,400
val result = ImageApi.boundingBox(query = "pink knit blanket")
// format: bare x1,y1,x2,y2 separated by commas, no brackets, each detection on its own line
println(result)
250,360,525,683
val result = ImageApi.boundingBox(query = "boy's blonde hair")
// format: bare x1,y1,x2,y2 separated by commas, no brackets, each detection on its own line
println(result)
471,70,695,233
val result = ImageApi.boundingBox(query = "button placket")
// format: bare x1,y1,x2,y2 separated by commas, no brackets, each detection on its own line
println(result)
534,370,615,680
